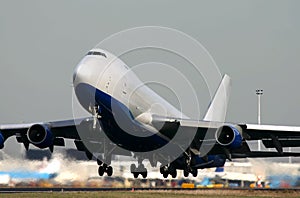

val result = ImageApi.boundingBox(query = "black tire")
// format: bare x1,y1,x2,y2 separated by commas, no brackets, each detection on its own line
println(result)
141,171,147,179
183,170,189,177
163,173,168,178
97,159,103,166
160,166,168,174
171,170,177,178
133,172,139,178
106,166,113,176
130,164,136,173
192,169,198,177
98,166,105,176
137,164,146,173
160,167,164,174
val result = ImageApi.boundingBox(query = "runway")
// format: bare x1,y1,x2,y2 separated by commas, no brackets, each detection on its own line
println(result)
0,187,299,193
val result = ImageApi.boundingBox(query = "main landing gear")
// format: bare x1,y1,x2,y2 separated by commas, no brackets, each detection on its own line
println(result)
131,164,147,178
181,150,198,177
183,168,198,177
98,164,113,176
97,159,113,176
160,165,177,178
131,158,147,178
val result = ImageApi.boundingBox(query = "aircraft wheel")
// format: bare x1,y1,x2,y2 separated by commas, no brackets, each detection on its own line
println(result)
107,166,113,176
183,170,189,177
171,170,177,178
163,173,168,178
160,167,164,174
160,166,168,174
133,172,139,178
97,159,103,166
130,164,136,173
141,171,147,179
98,166,105,176
192,169,198,177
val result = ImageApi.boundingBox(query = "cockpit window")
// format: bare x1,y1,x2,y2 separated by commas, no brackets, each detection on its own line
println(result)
86,51,107,58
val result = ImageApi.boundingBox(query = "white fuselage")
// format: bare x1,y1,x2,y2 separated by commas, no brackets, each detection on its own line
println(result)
73,49,188,125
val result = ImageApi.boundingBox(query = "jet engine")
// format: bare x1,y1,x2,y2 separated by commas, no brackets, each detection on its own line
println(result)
27,124,54,148
215,125,243,149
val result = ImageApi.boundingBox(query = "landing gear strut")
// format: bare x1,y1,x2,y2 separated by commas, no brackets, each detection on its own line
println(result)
97,152,113,177
182,150,198,177
91,105,101,129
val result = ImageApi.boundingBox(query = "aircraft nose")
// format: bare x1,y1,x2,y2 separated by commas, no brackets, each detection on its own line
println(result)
72,63,82,84
72,69,77,83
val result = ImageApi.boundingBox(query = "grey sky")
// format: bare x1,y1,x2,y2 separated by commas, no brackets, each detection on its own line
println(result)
1,0,300,128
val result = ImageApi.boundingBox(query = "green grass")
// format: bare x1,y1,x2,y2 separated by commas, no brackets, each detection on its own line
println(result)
0,190,299,198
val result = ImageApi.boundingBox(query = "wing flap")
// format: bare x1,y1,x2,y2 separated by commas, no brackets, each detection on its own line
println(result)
242,123,300,139
262,139,300,148
232,151,300,158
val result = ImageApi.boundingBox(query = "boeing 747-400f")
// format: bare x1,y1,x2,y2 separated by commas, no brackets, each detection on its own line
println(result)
1,49,300,178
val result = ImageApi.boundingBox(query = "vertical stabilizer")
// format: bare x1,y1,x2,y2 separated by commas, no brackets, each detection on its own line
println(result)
203,74,231,122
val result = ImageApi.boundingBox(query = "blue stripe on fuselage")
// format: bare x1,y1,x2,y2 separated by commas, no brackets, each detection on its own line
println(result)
0,171,57,180
75,83,170,152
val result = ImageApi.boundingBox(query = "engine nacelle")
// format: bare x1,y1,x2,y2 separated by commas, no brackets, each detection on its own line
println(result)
0,131,4,149
215,125,243,149
192,155,226,169
27,124,53,148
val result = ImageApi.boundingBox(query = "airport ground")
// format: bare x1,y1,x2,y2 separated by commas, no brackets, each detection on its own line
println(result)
0,189,300,198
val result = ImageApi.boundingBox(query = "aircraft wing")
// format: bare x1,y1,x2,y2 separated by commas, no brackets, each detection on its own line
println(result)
240,123,300,139
237,123,300,156
0,119,80,149
149,72,300,159
151,116,300,159
0,118,131,158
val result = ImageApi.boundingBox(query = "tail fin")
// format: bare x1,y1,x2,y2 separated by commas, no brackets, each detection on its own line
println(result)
203,74,231,122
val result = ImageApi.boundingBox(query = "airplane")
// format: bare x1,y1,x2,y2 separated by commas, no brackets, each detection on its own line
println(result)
1,48,300,179
0,157,60,185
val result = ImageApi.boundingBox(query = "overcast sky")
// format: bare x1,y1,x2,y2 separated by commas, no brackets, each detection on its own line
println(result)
1,1,300,127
